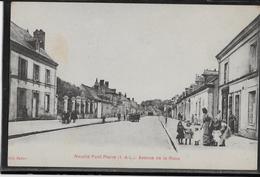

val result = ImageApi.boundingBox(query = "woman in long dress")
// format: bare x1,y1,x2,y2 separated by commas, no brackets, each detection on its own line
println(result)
201,108,213,146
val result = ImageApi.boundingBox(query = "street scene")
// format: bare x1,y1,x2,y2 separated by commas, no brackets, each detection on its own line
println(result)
8,3,259,170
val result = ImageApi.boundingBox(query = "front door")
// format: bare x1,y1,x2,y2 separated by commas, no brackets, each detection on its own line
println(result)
17,88,27,119
234,94,240,134
32,92,39,118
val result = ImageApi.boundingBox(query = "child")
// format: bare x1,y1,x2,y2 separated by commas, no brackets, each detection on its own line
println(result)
210,118,222,146
193,125,202,145
176,121,185,144
219,120,232,147
212,130,222,146
184,121,193,145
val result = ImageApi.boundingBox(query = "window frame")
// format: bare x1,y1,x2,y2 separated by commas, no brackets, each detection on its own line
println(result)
248,90,256,127
45,68,51,85
249,41,257,72
33,64,40,82
18,57,28,80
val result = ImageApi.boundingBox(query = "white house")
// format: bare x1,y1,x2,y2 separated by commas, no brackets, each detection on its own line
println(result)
216,15,259,139
9,22,58,121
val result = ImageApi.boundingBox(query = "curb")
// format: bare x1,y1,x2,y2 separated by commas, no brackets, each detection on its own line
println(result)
9,119,119,140
158,117,178,152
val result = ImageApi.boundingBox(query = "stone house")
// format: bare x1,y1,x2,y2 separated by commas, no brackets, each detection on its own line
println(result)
9,21,58,121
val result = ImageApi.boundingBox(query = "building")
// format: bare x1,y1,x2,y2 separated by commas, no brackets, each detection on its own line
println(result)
216,15,259,139
9,22,58,121
58,78,138,119
174,69,218,123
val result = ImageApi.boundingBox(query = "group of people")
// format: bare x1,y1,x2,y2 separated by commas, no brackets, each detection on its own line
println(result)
61,110,78,124
176,108,232,147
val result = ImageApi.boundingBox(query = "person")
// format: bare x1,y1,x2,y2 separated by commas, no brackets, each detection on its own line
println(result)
176,121,185,145
184,121,193,145
216,110,222,121
102,115,106,123
219,120,232,147
229,112,236,133
61,111,67,124
201,107,213,146
178,112,182,120
193,125,202,145
210,117,222,146
117,113,121,121
65,111,71,124
71,110,78,123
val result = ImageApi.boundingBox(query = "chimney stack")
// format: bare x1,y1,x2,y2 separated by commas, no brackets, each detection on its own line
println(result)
100,80,104,87
33,29,45,50
105,81,109,88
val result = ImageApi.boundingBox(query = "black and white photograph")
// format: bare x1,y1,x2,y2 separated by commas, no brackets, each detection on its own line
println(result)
5,1,260,172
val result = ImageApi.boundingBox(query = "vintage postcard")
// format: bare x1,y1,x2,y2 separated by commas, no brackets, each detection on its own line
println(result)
5,1,260,172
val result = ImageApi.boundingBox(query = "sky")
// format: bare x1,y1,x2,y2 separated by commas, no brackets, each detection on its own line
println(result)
11,2,260,103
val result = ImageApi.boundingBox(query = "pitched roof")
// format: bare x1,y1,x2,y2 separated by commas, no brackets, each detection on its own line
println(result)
10,21,58,66
216,14,260,60
80,84,101,101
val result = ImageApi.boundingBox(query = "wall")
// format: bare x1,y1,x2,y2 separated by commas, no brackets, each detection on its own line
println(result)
9,50,57,120
219,29,258,86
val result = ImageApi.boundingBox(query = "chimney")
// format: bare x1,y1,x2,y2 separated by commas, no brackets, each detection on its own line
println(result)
119,92,122,97
100,80,104,87
132,98,134,101
125,93,127,97
105,81,109,88
33,29,45,50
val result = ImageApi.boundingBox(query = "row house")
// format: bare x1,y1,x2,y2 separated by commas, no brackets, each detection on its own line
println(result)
9,21,58,121
59,79,138,119
174,69,218,123
216,15,259,139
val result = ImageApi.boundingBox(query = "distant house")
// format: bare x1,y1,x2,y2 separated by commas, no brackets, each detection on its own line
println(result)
216,15,259,139
175,69,218,123
9,21,58,121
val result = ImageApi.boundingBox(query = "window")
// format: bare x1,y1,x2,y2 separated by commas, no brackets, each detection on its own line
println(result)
45,69,51,84
249,42,257,72
18,57,27,80
44,94,50,113
248,91,256,125
224,62,229,84
17,88,27,118
33,64,40,82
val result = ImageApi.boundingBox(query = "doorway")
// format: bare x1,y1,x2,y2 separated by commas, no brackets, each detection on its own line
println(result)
234,94,240,134
32,91,39,118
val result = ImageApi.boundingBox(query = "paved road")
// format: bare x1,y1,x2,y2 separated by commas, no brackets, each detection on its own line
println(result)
8,116,175,167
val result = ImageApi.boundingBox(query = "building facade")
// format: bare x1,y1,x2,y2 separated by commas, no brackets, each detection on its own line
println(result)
216,15,259,139
9,22,58,121
174,69,218,123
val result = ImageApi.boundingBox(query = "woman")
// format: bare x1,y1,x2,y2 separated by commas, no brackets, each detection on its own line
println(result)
176,121,185,144
201,108,213,146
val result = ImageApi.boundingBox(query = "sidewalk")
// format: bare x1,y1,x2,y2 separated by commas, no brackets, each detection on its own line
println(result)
9,117,118,139
158,116,257,150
